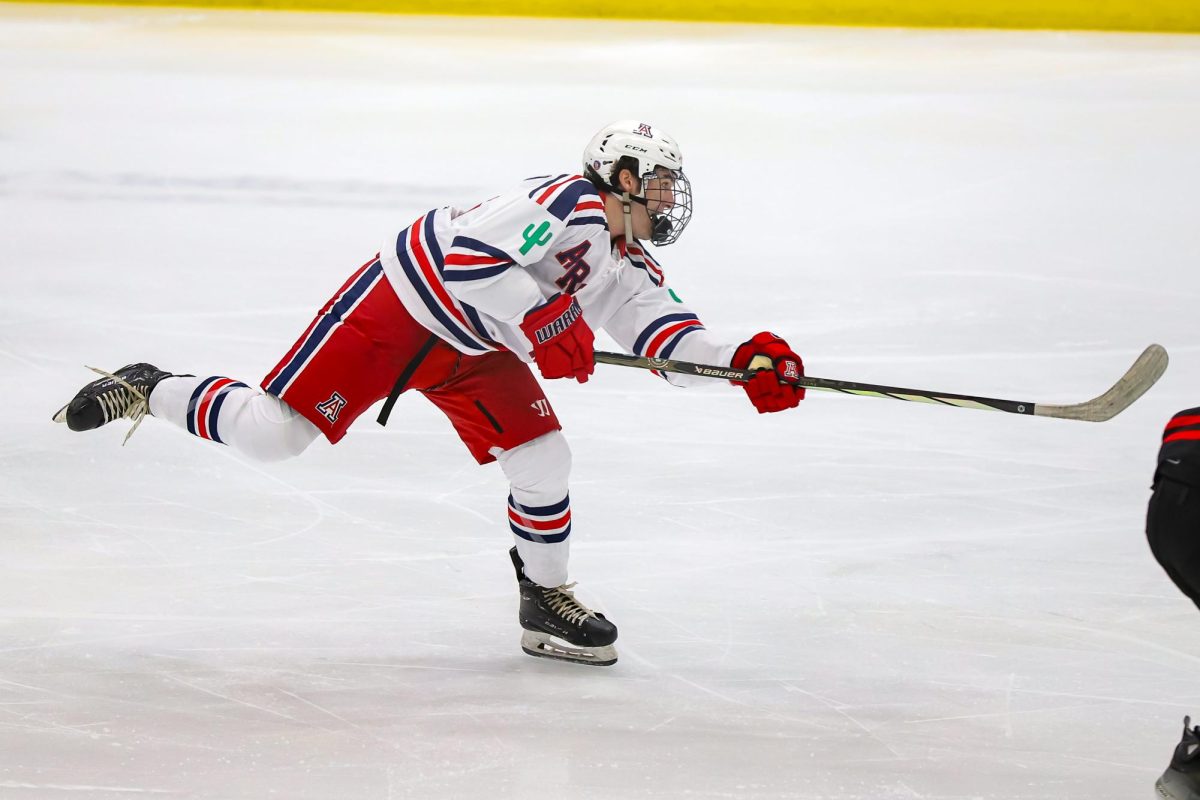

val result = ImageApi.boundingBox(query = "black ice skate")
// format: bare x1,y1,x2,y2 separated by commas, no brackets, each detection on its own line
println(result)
509,547,618,667
52,363,175,444
1157,716,1200,800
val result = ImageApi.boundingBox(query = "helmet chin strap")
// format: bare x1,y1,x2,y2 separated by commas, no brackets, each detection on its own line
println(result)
621,192,635,247
619,190,651,247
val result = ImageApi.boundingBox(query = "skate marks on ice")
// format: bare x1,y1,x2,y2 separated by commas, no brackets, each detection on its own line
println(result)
14,366,1180,800
910,269,1200,304
0,170,475,211
0,781,178,795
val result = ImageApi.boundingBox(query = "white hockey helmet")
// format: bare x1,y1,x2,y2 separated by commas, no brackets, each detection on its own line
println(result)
582,120,692,246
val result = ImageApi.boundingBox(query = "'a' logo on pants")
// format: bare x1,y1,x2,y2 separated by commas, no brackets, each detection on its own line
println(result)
316,392,347,423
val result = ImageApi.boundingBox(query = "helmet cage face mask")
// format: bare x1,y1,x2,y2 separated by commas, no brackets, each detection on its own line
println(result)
641,166,692,247
583,120,693,246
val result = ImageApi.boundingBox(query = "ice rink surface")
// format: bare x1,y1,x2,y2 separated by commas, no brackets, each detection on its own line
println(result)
2,4,1200,797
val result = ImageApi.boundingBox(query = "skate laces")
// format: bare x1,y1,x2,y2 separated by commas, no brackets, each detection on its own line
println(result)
86,365,150,446
543,583,594,626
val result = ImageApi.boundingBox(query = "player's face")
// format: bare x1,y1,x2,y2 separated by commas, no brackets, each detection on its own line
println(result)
607,164,686,242
642,167,678,215
639,164,693,246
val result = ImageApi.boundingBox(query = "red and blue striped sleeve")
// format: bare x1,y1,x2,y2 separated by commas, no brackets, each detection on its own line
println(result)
599,254,737,387
529,175,605,224
442,236,517,283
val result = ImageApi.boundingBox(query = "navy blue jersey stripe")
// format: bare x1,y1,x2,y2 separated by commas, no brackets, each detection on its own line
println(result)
630,260,662,286
186,377,221,436
508,494,570,517
509,521,572,544
547,181,598,221
394,228,488,353
265,262,383,395
460,301,492,344
625,247,663,283
267,314,339,394
443,264,511,282
528,174,567,199
659,324,703,360
423,211,445,269
266,315,338,395
328,261,382,319
633,313,700,355
567,216,608,229
450,236,516,264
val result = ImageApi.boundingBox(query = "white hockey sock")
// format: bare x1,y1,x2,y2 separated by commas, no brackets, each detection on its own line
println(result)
148,376,320,462
498,431,572,587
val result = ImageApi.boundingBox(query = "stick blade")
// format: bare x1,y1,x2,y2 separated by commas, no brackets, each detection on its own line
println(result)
1035,344,1169,422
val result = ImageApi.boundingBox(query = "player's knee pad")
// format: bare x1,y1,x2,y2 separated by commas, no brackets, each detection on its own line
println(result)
499,431,571,496
228,392,320,462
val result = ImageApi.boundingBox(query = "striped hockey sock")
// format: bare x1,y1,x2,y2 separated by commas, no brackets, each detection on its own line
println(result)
508,492,572,587
150,376,249,444
497,431,574,587
147,376,319,461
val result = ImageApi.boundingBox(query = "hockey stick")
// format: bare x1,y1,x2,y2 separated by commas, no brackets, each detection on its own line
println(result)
594,344,1168,422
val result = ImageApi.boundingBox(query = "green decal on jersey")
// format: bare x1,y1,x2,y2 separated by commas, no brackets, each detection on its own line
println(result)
668,288,683,303
520,221,554,255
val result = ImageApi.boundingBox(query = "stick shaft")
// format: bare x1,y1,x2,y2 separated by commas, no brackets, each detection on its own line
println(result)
594,344,1168,422
594,351,1033,414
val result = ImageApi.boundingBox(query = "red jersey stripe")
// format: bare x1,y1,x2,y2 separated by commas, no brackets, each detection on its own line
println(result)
536,175,582,205
408,217,479,338
1166,414,1200,432
646,320,702,358
444,253,509,267
1164,430,1200,445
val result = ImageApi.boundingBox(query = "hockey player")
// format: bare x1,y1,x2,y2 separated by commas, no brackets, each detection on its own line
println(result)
52,120,806,667
1149,408,1200,799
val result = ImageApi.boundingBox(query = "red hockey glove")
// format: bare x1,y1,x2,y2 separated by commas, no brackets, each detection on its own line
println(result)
731,332,805,414
520,294,595,383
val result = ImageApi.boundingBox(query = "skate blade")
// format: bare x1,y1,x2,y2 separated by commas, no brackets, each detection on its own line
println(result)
52,404,67,423
1156,772,1200,800
520,630,617,667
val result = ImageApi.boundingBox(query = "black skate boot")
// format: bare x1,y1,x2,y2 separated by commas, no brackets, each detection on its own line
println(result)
1157,716,1200,800
509,547,618,666
53,364,175,442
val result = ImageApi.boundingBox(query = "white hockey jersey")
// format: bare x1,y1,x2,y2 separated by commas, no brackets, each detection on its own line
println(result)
378,174,737,387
